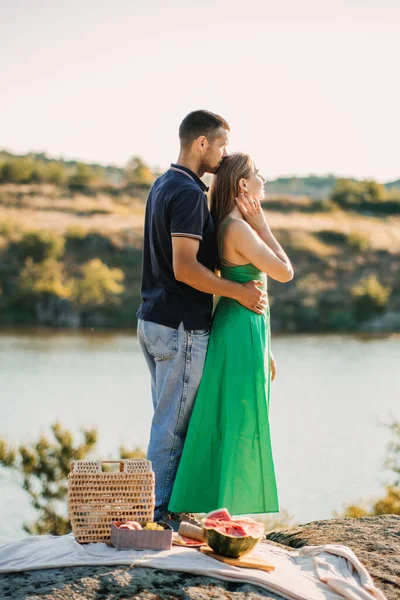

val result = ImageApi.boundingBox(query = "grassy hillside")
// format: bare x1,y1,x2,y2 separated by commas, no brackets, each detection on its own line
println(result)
0,176,399,332
0,151,399,331
1,149,399,197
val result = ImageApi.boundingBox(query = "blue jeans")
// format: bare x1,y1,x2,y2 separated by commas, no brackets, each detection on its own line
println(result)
137,319,209,520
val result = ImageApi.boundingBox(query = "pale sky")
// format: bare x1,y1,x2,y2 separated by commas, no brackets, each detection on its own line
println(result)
1,0,399,181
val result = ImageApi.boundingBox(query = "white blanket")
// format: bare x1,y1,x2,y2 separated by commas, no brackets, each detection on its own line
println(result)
0,534,386,600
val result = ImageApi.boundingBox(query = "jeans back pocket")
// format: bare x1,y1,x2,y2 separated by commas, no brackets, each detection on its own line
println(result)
143,321,178,360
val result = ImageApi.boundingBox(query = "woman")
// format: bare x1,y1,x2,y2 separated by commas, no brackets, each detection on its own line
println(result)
168,153,294,516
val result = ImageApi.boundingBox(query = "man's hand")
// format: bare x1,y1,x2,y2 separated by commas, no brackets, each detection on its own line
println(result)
235,192,267,233
236,280,267,314
270,353,277,381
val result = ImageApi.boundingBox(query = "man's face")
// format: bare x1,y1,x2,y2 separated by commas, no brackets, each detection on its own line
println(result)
201,127,229,174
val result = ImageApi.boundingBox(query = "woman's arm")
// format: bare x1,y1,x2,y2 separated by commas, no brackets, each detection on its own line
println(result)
235,193,294,281
226,219,293,283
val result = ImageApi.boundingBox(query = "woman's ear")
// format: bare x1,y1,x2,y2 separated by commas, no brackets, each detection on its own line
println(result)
238,178,247,192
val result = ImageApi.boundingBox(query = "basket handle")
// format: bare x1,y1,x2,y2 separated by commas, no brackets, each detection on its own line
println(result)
70,459,152,474
99,460,125,472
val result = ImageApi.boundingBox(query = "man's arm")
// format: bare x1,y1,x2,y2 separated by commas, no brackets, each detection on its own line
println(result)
172,237,266,314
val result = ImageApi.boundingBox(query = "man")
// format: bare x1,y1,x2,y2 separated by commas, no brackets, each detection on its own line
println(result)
137,110,266,527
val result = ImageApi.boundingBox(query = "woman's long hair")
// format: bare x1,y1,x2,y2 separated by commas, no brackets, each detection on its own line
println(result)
210,153,254,231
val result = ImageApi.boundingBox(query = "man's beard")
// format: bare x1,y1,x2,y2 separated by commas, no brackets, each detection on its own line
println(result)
201,156,224,175
213,158,226,174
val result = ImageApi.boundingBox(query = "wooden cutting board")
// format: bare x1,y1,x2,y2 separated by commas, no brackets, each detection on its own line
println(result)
200,546,275,572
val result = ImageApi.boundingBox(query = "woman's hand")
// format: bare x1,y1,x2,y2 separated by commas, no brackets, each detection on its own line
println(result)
270,353,277,381
235,192,267,233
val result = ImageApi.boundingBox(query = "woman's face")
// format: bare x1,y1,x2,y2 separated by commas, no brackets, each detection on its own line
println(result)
243,167,266,200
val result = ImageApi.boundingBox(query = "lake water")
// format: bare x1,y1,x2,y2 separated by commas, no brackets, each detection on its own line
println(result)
0,330,399,544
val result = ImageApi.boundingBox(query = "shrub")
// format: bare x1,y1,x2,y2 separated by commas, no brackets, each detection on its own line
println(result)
124,156,155,187
351,274,391,322
348,232,370,252
0,423,97,535
68,163,97,189
0,218,20,237
18,258,72,300
331,179,400,213
336,504,369,518
0,159,34,183
17,230,65,263
338,486,400,518
335,419,400,518
71,258,125,309
315,230,348,246
373,486,400,515
385,420,400,485
66,225,88,241
258,509,297,532
0,423,146,535
45,162,69,185
331,179,386,208
325,308,356,331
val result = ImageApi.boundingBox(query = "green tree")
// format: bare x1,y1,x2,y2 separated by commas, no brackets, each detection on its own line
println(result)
363,180,386,203
336,419,400,517
45,161,69,185
337,486,400,519
351,274,391,323
18,258,72,301
71,258,125,309
331,179,387,209
120,445,147,459
1,159,34,183
258,509,297,533
125,156,155,186
29,161,47,183
17,230,65,263
385,420,400,486
68,162,96,189
0,423,97,534
0,424,146,535
348,232,370,253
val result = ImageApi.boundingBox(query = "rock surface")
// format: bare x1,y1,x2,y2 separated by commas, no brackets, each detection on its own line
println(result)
266,515,400,600
0,516,398,599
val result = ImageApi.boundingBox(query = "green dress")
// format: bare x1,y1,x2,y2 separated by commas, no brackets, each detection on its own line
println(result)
168,219,279,516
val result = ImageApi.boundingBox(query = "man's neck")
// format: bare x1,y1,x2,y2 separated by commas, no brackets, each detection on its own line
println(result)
175,153,204,178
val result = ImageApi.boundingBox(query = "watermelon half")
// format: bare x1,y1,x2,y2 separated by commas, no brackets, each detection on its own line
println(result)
202,508,265,558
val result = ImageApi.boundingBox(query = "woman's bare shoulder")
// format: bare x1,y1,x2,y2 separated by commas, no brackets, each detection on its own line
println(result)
224,217,252,233
225,218,257,240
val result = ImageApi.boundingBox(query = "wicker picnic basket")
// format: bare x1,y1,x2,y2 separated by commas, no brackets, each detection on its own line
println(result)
68,459,155,543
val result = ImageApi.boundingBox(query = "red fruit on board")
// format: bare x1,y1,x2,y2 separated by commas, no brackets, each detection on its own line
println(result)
202,510,265,558
180,536,203,546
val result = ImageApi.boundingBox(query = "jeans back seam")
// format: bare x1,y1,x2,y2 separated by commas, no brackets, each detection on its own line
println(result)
161,332,193,506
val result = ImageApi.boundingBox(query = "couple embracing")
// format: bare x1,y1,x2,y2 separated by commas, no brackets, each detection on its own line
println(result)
137,110,294,529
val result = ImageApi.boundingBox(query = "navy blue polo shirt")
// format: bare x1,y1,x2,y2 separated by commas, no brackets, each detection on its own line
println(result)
136,164,217,330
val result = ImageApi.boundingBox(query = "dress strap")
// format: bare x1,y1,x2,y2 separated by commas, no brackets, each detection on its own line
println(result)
219,217,234,265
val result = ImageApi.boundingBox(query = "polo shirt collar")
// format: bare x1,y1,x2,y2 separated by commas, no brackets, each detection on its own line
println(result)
170,163,209,193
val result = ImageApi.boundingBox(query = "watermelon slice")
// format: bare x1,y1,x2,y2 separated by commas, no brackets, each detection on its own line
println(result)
215,524,248,537
201,509,265,558
173,534,204,547
204,508,231,521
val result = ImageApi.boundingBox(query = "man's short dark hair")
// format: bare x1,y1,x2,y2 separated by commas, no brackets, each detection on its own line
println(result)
179,110,230,148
